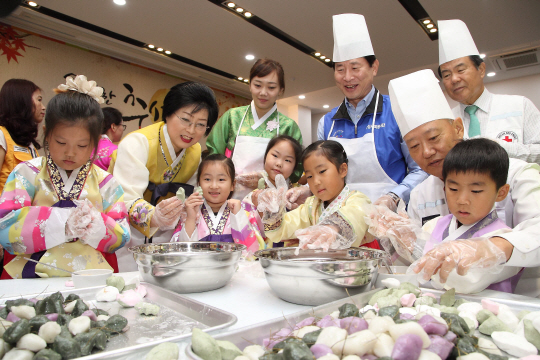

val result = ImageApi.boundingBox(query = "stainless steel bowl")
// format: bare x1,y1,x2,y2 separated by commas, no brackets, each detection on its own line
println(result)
254,247,385,306
129,242,246,293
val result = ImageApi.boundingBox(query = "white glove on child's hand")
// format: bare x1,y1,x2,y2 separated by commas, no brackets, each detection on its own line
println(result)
257,174,288,222
285,186,312,210
294,225,351,254
235,171,266,189
66,199,106,249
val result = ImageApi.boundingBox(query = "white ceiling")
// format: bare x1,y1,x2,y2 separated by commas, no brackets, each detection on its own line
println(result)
5,0,540,112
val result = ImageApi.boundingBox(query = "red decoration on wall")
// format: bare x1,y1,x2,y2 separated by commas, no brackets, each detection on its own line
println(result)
0,23,39,63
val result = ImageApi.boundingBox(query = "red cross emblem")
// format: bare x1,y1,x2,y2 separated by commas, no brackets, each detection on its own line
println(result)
502,136,513,143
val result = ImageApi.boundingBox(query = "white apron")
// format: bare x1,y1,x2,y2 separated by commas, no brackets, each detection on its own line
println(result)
327,92,396,203
231,106,279,200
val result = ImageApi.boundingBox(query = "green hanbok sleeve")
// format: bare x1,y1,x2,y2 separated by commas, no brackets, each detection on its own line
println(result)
206,109,233,155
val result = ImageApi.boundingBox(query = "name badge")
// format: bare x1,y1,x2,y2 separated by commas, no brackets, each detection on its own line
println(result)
13,146,30,154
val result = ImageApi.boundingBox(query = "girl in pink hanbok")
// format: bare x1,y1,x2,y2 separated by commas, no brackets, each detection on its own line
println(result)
171,154,264,255
93,107,124,171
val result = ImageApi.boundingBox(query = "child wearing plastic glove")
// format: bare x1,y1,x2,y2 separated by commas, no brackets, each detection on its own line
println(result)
410,139,522,293
257,140,379,252
0,76,130,279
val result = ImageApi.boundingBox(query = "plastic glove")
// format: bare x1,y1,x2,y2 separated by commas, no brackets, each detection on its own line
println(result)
151,196,184,230
235,170,267,189
374,194,400,213
66,199,106,249
364,203,426,263
410,237,507,283
257,174,288,224
294,225,350,254
285,186,312,210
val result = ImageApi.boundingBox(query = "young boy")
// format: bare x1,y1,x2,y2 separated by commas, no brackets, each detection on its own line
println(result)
423,138,522,293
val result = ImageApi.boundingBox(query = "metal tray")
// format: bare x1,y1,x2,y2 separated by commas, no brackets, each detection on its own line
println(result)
0,282,237,360
185,288,540,359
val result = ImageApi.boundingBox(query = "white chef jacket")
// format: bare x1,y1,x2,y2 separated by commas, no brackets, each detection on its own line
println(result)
454,88,540,164
408,158,540,268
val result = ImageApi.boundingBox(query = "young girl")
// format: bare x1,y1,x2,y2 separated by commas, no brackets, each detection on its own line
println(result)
93,107,125,171
205,59,303,199
0,75,130,279
262,140,380,250
171,154,264,255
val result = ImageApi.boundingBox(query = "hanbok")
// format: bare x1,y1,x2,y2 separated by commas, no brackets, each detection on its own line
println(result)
93,134,117,171
0,156,129,279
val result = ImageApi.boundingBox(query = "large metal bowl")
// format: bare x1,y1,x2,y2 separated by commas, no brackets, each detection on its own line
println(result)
254,247,386,306
129,242,246,293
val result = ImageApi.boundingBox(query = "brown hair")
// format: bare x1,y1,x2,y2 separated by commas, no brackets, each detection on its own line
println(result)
249,59,285,91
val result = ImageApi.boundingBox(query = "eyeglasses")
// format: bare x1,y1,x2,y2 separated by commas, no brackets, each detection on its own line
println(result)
121,125,127,131
175,113,208,132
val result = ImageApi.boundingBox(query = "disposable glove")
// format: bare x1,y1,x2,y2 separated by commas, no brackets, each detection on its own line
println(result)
151,196,184,230
373,193,400,212
285,185,312,210
66,199,106,249
257,174,288,224
235,170,266,189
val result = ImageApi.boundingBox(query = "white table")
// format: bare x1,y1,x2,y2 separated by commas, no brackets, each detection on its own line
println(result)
0,262,310,359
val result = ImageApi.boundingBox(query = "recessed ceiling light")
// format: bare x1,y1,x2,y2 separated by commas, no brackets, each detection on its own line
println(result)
244,12,252,17
487,72,496,77
325,58,331,62
427,24,434,29
236,7,244,12
113,0,126,5
165,50,171,55
320,56,326,59
423,19,431,24
315,52,321,57
245,54,255,60
243,79,249,82
157,48,163,52
148,44,155,49
323,105,329,109
238,77,243,80
227,2,235,7
480,54,486,59
430,28,437,33
28,1,38,6
299,95,305,99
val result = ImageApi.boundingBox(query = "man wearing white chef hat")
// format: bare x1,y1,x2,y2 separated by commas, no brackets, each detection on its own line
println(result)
316,13,427,211
438,19,540,164
387,69,540,283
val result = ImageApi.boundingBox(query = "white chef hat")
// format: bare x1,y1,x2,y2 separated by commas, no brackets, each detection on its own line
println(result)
389,69,455,135
438,19,480,65
333,13,374,63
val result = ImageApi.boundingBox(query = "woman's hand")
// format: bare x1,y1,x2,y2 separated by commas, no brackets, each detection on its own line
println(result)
184,192,204,221
151,196,184,230
227,199,242,215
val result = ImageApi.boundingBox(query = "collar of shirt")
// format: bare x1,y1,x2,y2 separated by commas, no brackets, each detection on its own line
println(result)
101,134,110,141
344,85,376,125
58,164,83,192
459,87,492,115
250,100,278,130
163,124,186,168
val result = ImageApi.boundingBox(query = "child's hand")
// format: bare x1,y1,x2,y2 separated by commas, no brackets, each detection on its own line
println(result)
294,225,341,252
227,199,242,215
184,192,204,220
236,171,264,189
251,189,263,209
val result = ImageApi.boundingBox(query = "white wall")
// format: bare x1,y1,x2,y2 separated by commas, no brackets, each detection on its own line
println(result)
277,104,312,145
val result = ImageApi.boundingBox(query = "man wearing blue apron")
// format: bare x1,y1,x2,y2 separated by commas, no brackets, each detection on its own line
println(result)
438,20,540,165
317,14,428,210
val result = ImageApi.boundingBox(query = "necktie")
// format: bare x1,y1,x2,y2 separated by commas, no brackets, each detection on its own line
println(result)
465,105,481,138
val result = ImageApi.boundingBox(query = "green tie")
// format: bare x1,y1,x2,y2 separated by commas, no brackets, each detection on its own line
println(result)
465,105,481,138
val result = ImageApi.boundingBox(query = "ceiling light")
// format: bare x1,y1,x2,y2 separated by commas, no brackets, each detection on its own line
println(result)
238,77,243,80
427,24,434,29
323,105,329,109
430,28,437,33
320,56,326,59
325,58,331,62
113,0,126,4
243,79,249,82
28,1,38,6
245,54,255,60
487,72,496,77
423,19,431,24
299,95,305,99
315,52,321,57
157,48,163,52
480,54,486,59
148,44,155,49
236,7,244,12
244,12,252,17
165,50,171,55
227,2,235,7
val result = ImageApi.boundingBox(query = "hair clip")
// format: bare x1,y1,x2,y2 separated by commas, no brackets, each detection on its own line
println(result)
57,75,104,104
